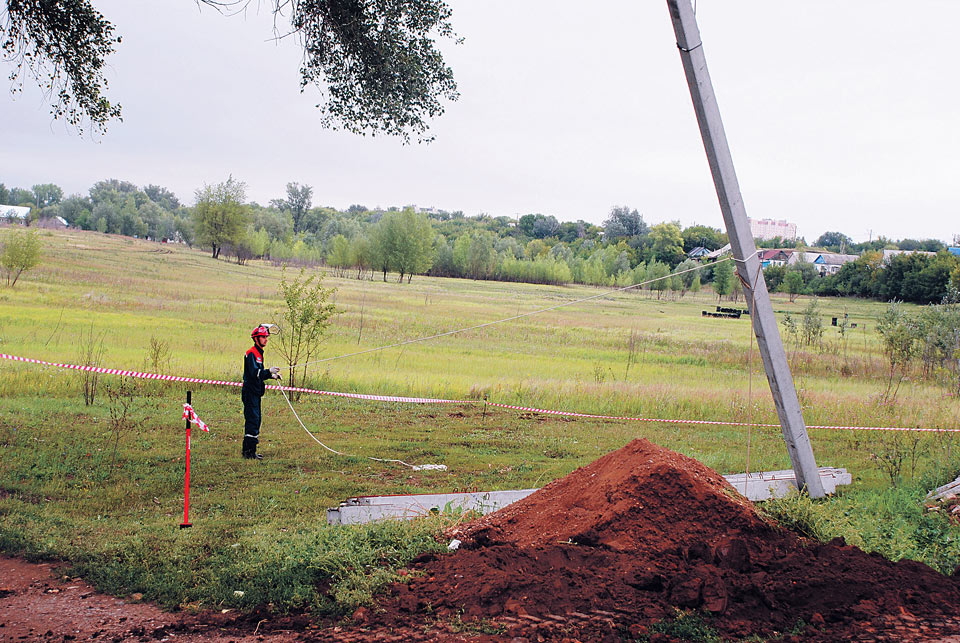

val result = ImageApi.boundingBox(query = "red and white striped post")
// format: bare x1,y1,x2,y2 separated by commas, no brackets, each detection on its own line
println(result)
180,390,193,529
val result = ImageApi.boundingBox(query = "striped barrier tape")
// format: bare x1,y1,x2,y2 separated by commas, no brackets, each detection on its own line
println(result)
3,352,956,433
0,353,466,405
182,403,209,432
485,401,959,433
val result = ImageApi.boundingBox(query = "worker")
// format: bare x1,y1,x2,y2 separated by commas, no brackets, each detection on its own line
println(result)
242,324,281,460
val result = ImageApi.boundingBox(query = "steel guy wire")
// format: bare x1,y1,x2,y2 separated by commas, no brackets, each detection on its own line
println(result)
288,256,733,371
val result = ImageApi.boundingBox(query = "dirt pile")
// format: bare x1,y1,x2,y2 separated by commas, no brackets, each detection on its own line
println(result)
380,439,960,641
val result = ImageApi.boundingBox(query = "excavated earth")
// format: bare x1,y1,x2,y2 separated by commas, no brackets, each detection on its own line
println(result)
4,438,960,641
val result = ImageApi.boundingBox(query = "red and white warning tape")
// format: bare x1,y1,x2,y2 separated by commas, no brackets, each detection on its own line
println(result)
485,402,959,433
182,403,209,432
0,353,465,405
2,352,956,433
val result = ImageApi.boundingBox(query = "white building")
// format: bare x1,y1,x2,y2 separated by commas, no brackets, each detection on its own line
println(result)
1,205,31,223
881,249,936,264
748,218,797,241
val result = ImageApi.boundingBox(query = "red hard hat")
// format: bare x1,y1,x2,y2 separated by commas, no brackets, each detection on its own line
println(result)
251,325,270,339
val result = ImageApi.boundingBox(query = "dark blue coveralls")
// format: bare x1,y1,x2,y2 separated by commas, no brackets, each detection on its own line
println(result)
241,343,276,458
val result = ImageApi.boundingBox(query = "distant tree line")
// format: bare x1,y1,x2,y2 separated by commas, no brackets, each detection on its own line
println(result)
3,180,957,299
763,252,960,305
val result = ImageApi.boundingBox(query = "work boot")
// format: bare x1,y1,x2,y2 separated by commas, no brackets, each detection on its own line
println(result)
242,452,263,461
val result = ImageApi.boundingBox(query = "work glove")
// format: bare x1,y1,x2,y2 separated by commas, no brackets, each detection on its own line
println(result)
270,367,281,379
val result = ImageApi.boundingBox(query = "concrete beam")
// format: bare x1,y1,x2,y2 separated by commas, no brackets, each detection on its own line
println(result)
326,468,850,525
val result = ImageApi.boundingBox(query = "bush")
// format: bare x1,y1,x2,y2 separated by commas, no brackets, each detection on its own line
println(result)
1,228,42,286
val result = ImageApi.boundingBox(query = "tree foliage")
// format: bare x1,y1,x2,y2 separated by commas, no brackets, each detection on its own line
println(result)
274,268,338,399
192,177,249,259
3,0,460,140
1,226,41,286
2,0,122,134
602,206,647,241
271,182,313,234
712,259,733,301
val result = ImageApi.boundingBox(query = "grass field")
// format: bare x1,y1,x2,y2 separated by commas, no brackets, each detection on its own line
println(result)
2,228,959,616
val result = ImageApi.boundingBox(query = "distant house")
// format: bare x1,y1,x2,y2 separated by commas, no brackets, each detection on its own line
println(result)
881,249,937,264
687,246,711,259
705,243,731,259
786,251,817,265
36,216,68,229
813,253,859,275
949,247,960,257
0,204,31,224
758,249,791,268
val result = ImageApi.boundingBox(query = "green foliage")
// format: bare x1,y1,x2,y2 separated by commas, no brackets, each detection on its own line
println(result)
5,1,460,141
762,477,960,576
876,301,921,402
368,210,436,282
681,224,726,253
800,298,824,348
649,222,685,267
763,264,786,292
275,268,338,395
782,270,804,302
1,0,122,134
271,183,313,234
290,0,459,141
192,177,250,259
1,227,42,286
814,231,854,252
643,610,721,643
711,259,733,301
453,230,497,280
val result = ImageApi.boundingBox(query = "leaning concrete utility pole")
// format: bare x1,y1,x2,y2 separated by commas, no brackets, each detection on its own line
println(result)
666,0,825,497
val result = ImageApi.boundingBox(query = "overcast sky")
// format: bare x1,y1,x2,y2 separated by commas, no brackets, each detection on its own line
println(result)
1,1,958,244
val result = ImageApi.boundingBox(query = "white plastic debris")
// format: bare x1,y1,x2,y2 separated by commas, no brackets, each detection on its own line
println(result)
447,539,461,551
412,464,448,471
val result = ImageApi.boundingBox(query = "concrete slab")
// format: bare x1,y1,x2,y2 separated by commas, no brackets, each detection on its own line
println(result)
327,489,539,525
326,467,851,525
724,467,851,501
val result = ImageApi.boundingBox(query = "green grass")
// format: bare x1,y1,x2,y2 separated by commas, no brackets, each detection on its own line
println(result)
1,229,959,616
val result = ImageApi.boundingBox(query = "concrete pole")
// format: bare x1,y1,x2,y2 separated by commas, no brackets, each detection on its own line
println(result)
666,0,825,497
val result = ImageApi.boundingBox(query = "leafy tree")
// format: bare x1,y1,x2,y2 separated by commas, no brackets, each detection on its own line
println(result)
675,258,700,297
58,194,92,225
31,183,62,208
192,177,250,259
531,214,560,239
143,184,181,211
326,234,353,276
1,227,41,286
649,222,685,266
274,268,338,400
271,182,313,234
603,206,647,241
763,264,786,292
453,231,496,280
712,259,733,302
647,260,671,299
8,186,33,205
782,270,804,303
0,183,9,204
3,0,460,140
390,209,435,282
876,301,920,403
681,224,726,252
814,231,853,252
1,0,121,133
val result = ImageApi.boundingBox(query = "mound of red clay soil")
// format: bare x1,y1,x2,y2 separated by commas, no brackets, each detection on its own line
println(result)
373,439,960,642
